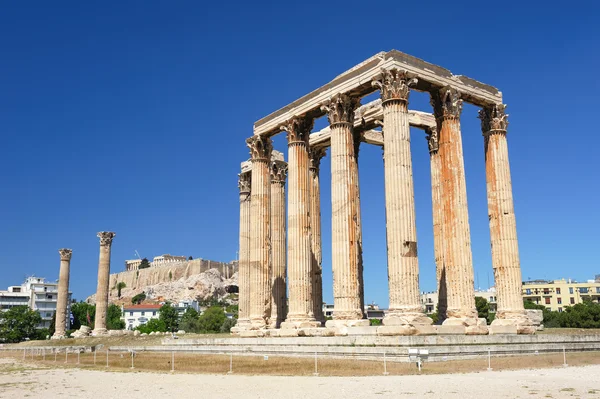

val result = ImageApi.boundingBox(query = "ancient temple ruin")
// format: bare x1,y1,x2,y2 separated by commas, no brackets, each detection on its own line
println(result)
234,50,535,337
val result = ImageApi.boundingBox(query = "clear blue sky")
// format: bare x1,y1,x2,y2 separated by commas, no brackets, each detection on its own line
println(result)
1,1,598,307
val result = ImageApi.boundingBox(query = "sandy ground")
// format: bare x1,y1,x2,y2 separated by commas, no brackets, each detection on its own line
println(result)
1,358,599,399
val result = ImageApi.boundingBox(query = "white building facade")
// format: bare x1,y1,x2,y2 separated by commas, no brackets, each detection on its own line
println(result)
122,304,162,330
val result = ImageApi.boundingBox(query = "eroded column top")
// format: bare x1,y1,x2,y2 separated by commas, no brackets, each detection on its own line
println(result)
97,232,116,246
58,248,73,261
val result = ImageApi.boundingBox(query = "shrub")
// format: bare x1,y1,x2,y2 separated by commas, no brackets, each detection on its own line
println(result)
220,318,237,333
198,306,226,333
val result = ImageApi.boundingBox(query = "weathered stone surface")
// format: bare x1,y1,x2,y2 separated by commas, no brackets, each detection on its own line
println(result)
526,310,544,330
346,326,378,336
237,171,252,329
53,248,72,339
309,147,326,323
465,325,489,335
414,324,438,335
297,328,336,337
93,232,115,335
437,325,466,335
489,325,518,335
270,160,287,328
133,330,141,337
376,325,417,336
325,319,370,328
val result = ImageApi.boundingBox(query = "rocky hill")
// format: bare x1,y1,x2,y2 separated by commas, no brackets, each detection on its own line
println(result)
86,258,238,305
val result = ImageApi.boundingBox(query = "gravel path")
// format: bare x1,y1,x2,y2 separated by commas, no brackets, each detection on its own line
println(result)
1,358,599,398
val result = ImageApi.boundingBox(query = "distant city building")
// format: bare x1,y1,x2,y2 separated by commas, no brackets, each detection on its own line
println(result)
0,276,71,329
322,303,386,320
522,278,600,312
174,300,199,318
421,288,497,315
122,304,162,330
125,254,188,271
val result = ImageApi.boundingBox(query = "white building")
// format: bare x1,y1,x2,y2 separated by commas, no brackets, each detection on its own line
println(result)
0,277,71,329
421,287,498,314
174,300,199,318
122,304,162,330
322,303,386,320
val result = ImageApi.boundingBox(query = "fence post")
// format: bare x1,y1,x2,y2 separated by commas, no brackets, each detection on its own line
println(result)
171,351,174,373
106,349,109,368
313,351,319,376
487,348,492,371
383,351,389,376
77,351,80,365
65,350,68,364
94,350,97,365
22,349,25,361
563,346,568,367
54,349,57,362
227,353,233,374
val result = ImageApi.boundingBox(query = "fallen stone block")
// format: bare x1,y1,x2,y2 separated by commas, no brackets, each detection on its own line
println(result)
437,325,466,335
376,325,416,336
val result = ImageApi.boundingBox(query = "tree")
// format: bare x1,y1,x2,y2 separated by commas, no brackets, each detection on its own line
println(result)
198,306,226,333
179,308,201,333
475,296,492,324
188,256,193,260
220,317,237,333
132,292,146,305
107,304,125,330
138,258,151,269
135,318,166,334
116,282,126,299
159,303,179,332
0,306,42,343
70,302,95,330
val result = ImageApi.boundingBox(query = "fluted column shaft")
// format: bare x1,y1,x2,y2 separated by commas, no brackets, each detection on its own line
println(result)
431,88,478,323
237,172,252,328
427,128,447,322
53,249,72,338
480,105,526,320
270,161,288,328
322,94,363,321
247,136,273,328
309,147,326,323
94,232,115,334
282,117,318,327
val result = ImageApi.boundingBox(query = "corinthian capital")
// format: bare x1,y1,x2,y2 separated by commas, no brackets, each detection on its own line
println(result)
321,93,360,126
430,86,463,121
59,248,73,261
246,135,273,162
270,160,288,185
479,104,508,135
97,232,116,247
372,68,417,105
238,172,251,194
308,147,327,172
425,126,439,154
281,116,314,146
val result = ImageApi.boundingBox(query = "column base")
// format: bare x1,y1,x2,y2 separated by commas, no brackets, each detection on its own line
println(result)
91,328,109,336
50,334,67,340
383,312,433,326
443,316,489,335
491,313,536,335
325,319,370,328
249,318,268,330
280,319,321,329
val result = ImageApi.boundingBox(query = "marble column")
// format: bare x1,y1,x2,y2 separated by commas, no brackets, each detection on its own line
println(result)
234,172,252,331
247,135,273,329
281,117,319,328
93,231,116,335
479,104,533,333
426,127,447,323
52,248,72,339
309,147,327,323
372,69,431,327
321,94,367,326
430,87,482,331
270,160,288,328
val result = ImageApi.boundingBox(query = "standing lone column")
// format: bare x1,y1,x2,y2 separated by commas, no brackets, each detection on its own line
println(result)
309,147,327,324
93,231,116,335
321,94,367,326
247,135,273,329
233,171,252,332
52,248,72,339
270,160,288,328
426,127,447,324
430,87,483,332
480,104,533,334
281,117,319,328
373,69,432,328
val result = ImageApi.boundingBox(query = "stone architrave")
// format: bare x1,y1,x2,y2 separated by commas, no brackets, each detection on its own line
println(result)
235,172,252,331
247,135,273,329
52,248,72,339
269,160,288,328
321,94,367,326
480,104,533,334
426,126,447,323
430,87,482,331
309,147,327,323
93,232,116,335
280,117,319,328
372,69,432,327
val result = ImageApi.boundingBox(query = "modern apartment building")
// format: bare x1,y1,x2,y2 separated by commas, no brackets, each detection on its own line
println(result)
0,276,71,329
522,279,600,312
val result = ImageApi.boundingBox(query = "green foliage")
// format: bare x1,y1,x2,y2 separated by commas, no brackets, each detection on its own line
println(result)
48,311,56,336
168,271,173,281
0,306,42,343
135,318,166,334
523,299,600,328
429,312,439,324
220,317,237,333
35,328,51,340
116,282,126,298
107,304,125,330
198,306,226,333
369,319,382,326
179,308,201,333
131,292,146,305
475,296,491,324
138,258,151,269
159,303,179,332
225,304,238,316
524,300,546,310
197,294,228,308
70,302,95,330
